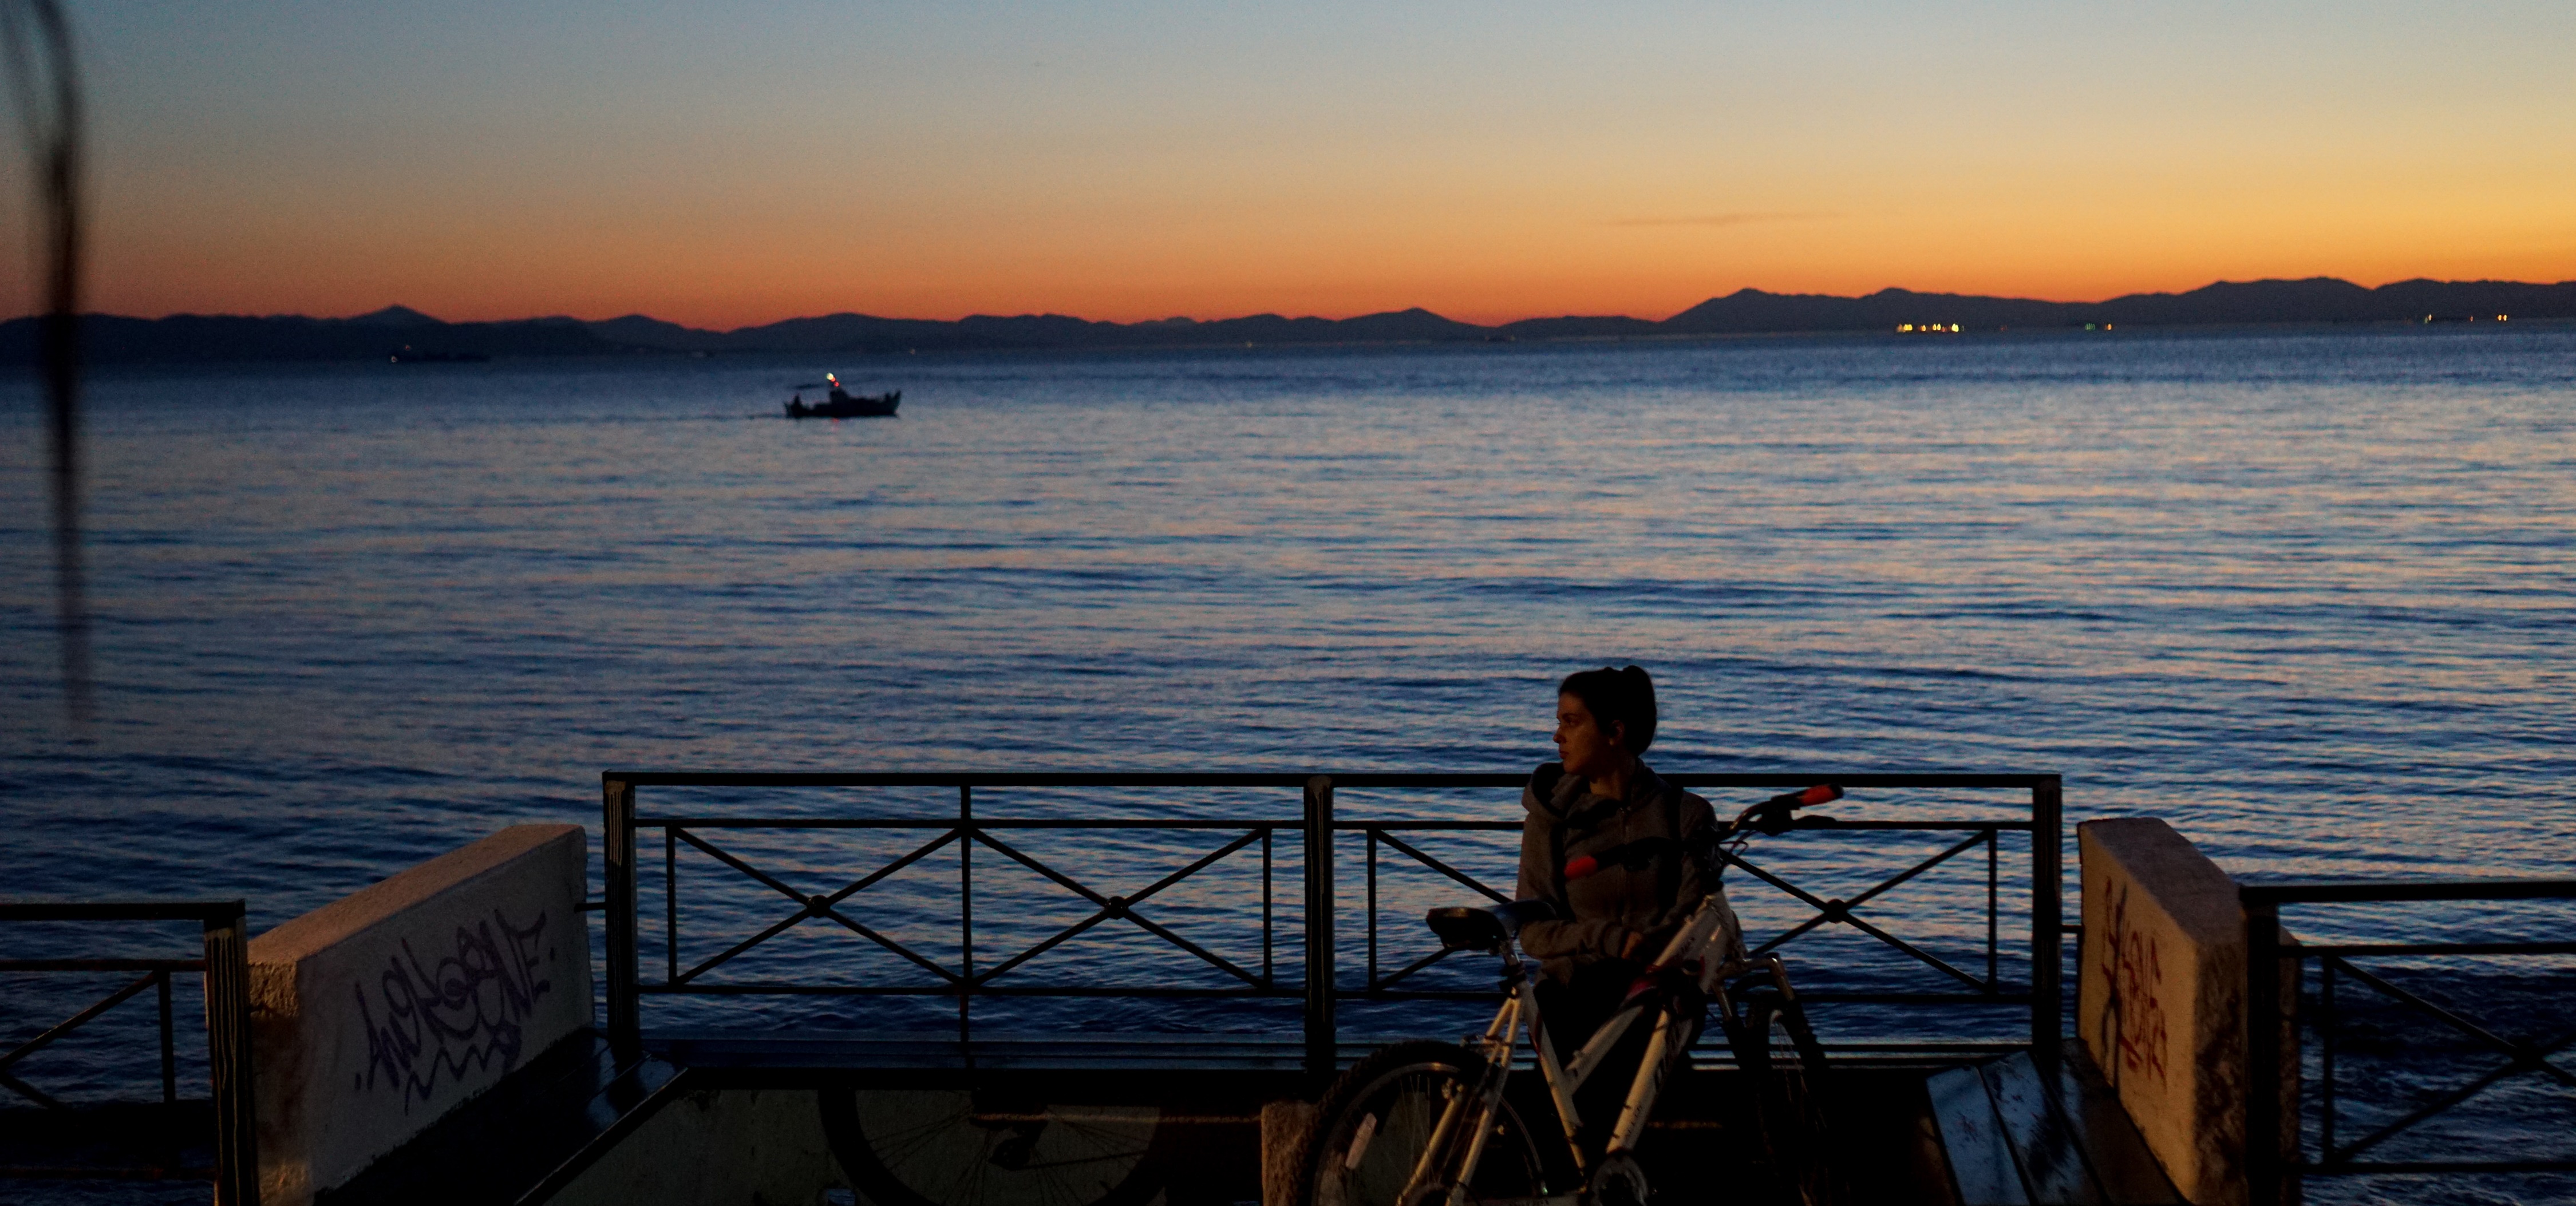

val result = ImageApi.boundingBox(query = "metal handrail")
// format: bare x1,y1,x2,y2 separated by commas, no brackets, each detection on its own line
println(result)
608,770,2060,789
2242,877,2576,1202
0,899,259,1205
603,770,2064,1077
1350,816,2038,1007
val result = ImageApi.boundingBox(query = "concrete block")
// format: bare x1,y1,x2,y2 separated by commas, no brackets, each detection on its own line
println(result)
248,824,592,1205
2076,819,2296,1206
1259,1099,1316,1206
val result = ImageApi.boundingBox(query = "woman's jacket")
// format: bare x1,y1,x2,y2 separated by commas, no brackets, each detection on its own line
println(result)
1514,761,1747,983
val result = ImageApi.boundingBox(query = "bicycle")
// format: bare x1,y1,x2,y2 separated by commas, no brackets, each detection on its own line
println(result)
1293,785,1846,1206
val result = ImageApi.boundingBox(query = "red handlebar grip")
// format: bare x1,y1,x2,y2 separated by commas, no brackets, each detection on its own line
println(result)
1800,784,1843,806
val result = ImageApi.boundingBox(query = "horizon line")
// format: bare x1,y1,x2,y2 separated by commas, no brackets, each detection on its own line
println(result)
13,273,2575,331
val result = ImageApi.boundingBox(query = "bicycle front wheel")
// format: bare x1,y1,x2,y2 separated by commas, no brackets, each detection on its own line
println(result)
1295,1040,1545,1206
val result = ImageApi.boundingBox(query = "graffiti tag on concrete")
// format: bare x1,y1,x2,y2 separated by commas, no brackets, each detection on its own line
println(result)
2098,879,2169,1088
351,908,554,1109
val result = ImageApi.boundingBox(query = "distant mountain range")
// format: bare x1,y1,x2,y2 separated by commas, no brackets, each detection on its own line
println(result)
5,277,2567,364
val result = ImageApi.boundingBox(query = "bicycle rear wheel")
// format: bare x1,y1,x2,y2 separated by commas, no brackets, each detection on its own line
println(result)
1294,1040,1546,1206
1736,990,1837,1206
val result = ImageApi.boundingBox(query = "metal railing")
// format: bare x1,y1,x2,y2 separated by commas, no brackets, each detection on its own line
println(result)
0,900,260,1205
603,770,2063,1075
2243,878,2576,1203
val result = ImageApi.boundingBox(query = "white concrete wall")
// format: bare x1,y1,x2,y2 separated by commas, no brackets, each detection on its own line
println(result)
247,823,592,1206
2076,818,2296,1206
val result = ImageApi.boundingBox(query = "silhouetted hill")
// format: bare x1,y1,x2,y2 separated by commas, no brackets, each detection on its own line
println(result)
2089,278,2383,326
615,307,1489,354
344,305,444,328
0,311,618,363
1322,307,1489,342
1662,287,2075,333
587,314,732,352
1497,315,1662,339
7,278,2570,364
714,312,998,353
1661,278,2576,334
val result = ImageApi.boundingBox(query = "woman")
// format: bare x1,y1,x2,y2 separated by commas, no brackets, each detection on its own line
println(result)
1516,666,1745,1108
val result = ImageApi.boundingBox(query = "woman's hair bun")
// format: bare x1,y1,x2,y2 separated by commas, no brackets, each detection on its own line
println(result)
1558,664,1658,754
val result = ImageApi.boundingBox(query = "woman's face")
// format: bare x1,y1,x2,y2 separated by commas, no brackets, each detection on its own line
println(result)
1554,693,1625,778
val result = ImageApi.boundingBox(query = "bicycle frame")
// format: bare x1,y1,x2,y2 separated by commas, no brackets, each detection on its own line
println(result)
1368,786,1844,1206
1397,894,1767,1206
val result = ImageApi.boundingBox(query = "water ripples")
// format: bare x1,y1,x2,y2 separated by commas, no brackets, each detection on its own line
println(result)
2,330,2570,1192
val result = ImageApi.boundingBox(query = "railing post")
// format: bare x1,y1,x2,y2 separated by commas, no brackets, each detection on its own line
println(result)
1366,829,1378,989
2244,889,2285,1206
2030,777,2063,1055
1303,774,1335,1081
604,776,639,1055
157,968,176,1106
200,902,258,1206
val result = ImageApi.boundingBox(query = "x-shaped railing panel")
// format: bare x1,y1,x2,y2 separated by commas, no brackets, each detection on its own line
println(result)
966,828,1269,988
2315,953,2576,1167
1724,828,2005,993
661,823,1275,993
0,970,168,1109
670,827,963,986
1362,825,1513,991
1356,823,2018,996
2242,878,2576,1199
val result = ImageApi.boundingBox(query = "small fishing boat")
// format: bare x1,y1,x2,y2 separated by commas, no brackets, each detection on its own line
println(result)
786,373,900,418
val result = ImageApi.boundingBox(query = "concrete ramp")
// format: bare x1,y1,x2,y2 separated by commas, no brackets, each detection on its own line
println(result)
319,1042,1996,1206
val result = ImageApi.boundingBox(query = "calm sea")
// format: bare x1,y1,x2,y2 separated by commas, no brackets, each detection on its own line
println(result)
5,327,2571,1201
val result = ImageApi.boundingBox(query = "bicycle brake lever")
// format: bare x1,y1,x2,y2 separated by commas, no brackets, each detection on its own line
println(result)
1747,785,1843,835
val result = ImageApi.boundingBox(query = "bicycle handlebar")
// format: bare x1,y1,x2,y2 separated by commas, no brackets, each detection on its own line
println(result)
1563,785,1844,880
1731,783,1843,837
1774,784,1844,809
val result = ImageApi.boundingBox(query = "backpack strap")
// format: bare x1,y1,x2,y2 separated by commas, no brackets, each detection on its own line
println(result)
1657,789,1684,908
1532,762,1569,907
1542,771,1694,912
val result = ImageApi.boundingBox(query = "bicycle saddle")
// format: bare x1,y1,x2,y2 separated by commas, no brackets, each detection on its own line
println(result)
1426,900,1561,952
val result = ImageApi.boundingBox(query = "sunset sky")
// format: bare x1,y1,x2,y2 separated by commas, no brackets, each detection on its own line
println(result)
16,1,2575,327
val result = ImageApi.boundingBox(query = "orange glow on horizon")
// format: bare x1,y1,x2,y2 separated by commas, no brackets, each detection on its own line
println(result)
70,141,2576,329
77,238,2576,332
72,159,2576,332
